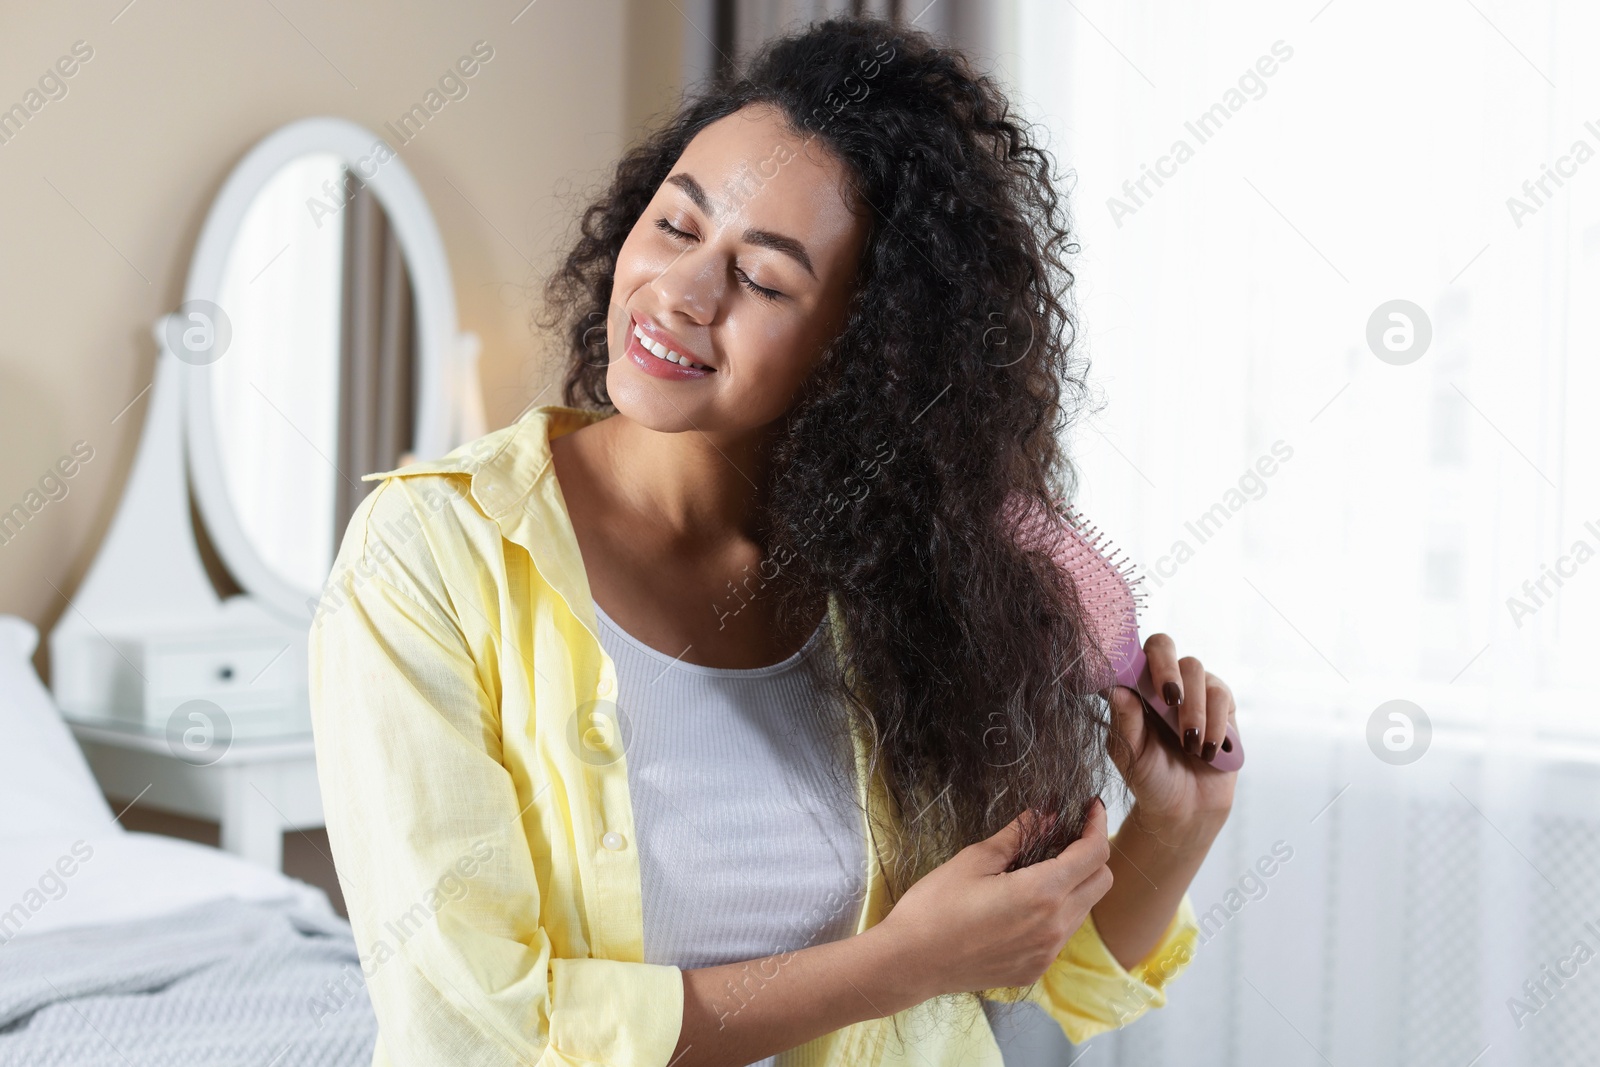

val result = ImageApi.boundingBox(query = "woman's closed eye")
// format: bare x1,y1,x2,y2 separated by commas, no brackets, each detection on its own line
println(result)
654,216,784,302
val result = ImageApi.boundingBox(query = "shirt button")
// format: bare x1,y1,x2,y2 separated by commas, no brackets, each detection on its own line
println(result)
597,675,615,697
601,831,626,851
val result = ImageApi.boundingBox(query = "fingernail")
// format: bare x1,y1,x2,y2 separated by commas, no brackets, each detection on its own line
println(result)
1222,737,1233,753
1183,728,1199,753
1163,682,1182,707
1201,740,1218,762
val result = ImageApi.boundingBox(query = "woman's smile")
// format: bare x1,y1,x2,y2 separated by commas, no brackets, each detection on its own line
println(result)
626,312,715,379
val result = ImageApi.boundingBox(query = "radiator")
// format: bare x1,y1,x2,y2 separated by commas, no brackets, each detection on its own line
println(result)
989,714,1600,1066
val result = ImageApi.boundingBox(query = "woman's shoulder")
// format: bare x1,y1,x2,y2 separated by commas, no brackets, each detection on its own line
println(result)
323,420,525,604
356,403,607,508
323,405,609,606
349,428,514,552
360,415,526,490
313,476,481,628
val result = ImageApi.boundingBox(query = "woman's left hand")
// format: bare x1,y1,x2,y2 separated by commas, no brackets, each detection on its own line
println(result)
1104,633,1237,832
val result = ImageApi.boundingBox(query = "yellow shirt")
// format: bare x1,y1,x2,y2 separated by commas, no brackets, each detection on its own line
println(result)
309,404,1199,1067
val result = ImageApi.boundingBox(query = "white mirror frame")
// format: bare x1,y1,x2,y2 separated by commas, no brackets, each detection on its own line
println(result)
180,116,467,625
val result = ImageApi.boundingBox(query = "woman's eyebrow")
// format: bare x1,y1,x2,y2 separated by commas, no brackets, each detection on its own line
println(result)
665,171,817,279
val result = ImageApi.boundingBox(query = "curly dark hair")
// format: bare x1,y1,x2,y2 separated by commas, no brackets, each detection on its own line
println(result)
542,16,1113,903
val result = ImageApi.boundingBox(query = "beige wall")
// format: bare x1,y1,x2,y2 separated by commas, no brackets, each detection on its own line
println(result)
0,0,687,667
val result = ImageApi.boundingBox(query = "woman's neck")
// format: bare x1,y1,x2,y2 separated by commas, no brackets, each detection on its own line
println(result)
552,410,822,669
588,413,774,544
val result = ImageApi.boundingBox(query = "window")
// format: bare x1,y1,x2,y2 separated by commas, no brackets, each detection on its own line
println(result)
1009,0,1600,744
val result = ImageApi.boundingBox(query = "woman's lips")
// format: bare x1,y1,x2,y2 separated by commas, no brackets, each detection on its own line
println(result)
624,322,713,380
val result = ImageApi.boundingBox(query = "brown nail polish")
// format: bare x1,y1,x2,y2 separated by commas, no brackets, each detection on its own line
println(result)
1201,740,1218,762
1163,681,1182,707
1183,727,1199,753
1222,737,1233,753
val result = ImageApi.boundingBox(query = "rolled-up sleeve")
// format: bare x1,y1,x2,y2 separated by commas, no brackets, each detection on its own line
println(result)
309,480,684,1066
983,895,1199,1045
1034,895,1199,1043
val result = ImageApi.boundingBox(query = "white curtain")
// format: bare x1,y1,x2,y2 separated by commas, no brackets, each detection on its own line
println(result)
984,1,1600,1065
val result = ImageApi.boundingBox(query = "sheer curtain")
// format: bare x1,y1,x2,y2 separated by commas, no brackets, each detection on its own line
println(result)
986,1,1600,1065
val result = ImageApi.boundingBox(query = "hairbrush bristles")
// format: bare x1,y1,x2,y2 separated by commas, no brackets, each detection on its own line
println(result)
1048,499,1147,645
1058,517,1141,592
1010,492,1247,771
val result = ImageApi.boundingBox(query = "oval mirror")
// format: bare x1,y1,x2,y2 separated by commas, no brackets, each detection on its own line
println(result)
176,117,479,626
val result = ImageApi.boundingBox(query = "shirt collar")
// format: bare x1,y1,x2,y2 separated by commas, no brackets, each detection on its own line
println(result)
361,404,611,631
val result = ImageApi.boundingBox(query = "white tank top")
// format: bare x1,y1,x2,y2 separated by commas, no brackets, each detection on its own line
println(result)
594,601,866,1054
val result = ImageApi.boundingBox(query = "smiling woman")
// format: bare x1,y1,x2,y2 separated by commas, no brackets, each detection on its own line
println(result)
596,106,865,428
311,15,1228,1067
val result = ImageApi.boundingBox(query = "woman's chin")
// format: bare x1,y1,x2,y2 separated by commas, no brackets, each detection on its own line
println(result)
603,367,715,434
603,360,793,441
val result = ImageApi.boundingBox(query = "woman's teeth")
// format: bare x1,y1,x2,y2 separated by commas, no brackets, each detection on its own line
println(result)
634,324,710,370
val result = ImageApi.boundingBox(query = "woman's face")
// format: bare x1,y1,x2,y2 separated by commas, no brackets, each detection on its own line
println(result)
604,104,868,438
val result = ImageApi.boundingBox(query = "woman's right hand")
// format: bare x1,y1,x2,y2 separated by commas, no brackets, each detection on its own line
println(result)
873,799,1113,998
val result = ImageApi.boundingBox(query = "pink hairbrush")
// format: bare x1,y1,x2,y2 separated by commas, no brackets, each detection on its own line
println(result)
1013,496,1244,772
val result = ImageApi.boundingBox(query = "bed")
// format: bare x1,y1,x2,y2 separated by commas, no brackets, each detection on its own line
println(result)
0,614,378,1066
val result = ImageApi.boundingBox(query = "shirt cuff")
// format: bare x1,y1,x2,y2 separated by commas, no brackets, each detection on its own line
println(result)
987,894,1201,1045
543,957,685,1066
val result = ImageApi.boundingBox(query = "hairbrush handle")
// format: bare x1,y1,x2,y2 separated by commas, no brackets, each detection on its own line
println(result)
1111,629,1244,772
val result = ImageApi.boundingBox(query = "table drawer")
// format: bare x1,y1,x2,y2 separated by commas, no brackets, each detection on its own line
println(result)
141,631,305,725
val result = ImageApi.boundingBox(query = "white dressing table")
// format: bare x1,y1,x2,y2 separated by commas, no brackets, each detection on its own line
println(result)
67,718,318,870
51,116,484,871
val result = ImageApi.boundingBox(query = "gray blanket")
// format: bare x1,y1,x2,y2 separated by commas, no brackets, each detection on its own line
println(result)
0,896,377,1066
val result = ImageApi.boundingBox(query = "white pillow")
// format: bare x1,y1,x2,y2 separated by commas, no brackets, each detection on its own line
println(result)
0,831,331,941
0,615,117,839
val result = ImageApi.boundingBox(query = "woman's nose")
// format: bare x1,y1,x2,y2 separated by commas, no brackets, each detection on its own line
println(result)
649,245,722,325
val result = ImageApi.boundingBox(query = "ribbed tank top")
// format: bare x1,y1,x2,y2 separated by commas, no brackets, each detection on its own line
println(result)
593,602,866,1062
